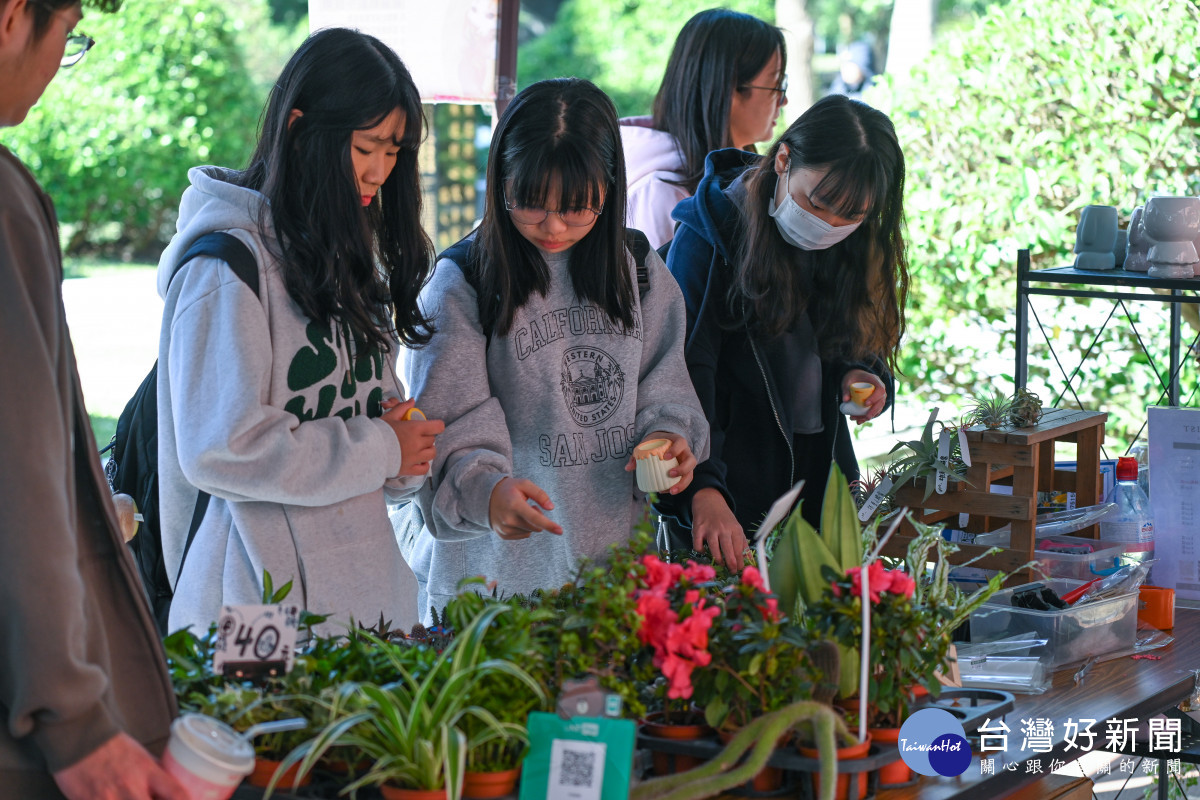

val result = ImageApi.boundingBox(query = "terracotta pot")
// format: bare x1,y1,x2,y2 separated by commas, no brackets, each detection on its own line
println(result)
869,727,912,786
463,766,521,799
797,733,872,800
379,785,448,800
717,728,787,791
246,758,310,789
640,711,713,775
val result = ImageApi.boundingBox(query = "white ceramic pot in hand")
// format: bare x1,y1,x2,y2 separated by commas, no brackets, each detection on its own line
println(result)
633,439,680,493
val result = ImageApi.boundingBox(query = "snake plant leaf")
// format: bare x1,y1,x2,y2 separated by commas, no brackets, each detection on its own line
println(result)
821,464,863,568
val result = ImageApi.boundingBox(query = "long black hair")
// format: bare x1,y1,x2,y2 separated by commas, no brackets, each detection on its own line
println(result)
652,9,785,194
239,27,434,351
473,78,634,338
734,94,908,369
26,0,121,37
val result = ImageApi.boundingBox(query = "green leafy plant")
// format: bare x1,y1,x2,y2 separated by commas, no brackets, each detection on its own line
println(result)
278,604,544,799
768,463,864,698
886,412,969,501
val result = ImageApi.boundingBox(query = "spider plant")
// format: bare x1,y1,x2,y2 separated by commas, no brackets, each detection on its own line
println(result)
274,603,545,799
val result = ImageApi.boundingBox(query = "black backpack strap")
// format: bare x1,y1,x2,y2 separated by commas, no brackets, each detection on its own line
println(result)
173,231,260,299
170,231,257,589
625,227,651,296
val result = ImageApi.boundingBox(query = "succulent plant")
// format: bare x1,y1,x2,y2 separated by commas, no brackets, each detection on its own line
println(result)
1009,387,1045,427
964,391,1013,430
886,412,970,502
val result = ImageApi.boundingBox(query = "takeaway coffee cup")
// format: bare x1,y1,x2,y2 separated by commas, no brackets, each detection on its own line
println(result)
162,714,255,800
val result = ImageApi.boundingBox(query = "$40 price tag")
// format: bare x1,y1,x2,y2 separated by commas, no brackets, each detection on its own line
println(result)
212,603,299,679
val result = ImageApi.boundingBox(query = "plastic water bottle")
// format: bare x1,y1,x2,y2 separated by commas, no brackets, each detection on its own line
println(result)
1100,456,1154,575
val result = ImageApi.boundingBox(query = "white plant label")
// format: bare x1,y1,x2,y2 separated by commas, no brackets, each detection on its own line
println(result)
212,603,299,677
936,428,951,495
958,426,973,467
858,476,894,522
753,480,806,592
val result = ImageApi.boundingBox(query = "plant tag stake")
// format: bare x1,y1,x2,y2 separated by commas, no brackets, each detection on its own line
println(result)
753,480,806,591
936,428,951,495
212,603,298,680
858,476,894,522
520,712,635,800
958,426,973,467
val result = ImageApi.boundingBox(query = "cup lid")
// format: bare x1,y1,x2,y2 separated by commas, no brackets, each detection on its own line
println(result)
172,714,255,772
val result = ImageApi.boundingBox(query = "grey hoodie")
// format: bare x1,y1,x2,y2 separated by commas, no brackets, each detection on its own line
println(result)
399,241,709,620
157,166,422,636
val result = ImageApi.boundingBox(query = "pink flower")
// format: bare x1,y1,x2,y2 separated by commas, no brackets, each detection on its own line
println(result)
683,561,716,584
887,570,916,599
760,597,781,621
656,600,719,699
847,561,894,604
635,591,673,651
741,566,766,591
640,555,684,591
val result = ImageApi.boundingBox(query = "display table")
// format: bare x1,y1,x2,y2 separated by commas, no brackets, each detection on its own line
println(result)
878,608,1200,799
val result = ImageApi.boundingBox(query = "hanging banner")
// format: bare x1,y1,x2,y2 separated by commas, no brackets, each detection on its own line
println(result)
308,0,500,104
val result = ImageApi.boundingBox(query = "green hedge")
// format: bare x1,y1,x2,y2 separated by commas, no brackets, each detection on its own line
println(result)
4,0,262,257
879,0,1200,450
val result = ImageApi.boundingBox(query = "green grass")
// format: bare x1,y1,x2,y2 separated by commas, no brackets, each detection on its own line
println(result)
63,257,157,280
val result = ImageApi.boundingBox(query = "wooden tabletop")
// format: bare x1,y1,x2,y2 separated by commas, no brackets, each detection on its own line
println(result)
880,608,1200,799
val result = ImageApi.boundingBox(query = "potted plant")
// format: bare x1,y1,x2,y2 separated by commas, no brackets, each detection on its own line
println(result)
885,410,970,502
701,566,817,791
278,604,544,800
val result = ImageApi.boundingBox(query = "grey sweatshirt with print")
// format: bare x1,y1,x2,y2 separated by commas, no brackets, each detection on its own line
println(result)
399,241,709,619
157,166,423,637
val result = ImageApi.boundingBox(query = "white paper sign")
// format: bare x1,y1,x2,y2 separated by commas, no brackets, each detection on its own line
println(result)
308,0,500,104
213,604,299,677
1148,406,1200,599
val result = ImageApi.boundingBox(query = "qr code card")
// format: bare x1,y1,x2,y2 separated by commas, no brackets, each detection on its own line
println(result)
520,712,634,800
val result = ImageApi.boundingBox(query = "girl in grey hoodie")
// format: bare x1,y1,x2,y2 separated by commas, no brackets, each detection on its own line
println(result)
157,30,444,637
402,79,709,621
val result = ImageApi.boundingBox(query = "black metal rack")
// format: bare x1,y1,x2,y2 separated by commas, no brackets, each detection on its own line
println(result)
1015,248,1200,408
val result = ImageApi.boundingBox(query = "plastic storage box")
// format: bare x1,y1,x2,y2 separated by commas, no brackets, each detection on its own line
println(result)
973,531,1128,581
969,579,1139,669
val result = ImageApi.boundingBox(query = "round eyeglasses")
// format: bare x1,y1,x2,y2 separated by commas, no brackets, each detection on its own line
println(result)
62,33,95,67
740,75,788,95
504,195,603,227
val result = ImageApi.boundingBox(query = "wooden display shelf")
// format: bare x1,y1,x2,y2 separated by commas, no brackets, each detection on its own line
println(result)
881,408,1107,584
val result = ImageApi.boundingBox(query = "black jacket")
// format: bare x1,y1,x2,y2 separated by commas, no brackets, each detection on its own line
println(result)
655,149,893,540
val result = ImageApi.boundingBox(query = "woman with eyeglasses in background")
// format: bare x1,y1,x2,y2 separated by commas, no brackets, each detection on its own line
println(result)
655,94,907,567
619,8,787,249
398,78,708,620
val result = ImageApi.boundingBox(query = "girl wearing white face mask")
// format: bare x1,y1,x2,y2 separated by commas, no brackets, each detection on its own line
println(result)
656,94,909,568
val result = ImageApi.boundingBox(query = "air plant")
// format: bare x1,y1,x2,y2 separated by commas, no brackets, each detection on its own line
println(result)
963,391,1014,430
886,411,970,502
1008,387,1045,428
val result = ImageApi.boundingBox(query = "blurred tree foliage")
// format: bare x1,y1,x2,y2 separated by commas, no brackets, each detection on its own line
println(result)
3,0,264,257
517,0,775,118
877,0,1200,450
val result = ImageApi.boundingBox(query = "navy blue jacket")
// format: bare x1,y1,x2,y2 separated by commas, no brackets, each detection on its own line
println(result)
655,148,893,539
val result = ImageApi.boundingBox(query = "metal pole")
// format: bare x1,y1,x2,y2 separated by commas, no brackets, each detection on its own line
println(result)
1015,248,1031,389
495,0,519,119
1170,289,1182,406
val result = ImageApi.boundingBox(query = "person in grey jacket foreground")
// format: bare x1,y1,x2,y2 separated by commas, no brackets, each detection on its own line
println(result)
0,0,185,797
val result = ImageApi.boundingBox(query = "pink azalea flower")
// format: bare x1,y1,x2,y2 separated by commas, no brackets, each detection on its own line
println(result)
847,561,894,604
887,570,916,599
741,566,766,591
640,555,684,592
635,591,673,651
683,561,716,583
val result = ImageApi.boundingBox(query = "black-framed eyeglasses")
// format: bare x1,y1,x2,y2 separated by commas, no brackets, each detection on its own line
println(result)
740,75,788,95
503,194,603,227
62,32,94,67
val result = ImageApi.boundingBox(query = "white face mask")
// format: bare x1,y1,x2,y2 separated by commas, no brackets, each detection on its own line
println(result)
767,168,862,250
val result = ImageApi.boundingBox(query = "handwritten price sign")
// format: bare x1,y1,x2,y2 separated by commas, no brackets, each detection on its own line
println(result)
212,604,299,679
